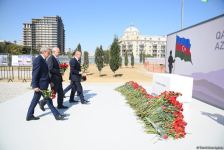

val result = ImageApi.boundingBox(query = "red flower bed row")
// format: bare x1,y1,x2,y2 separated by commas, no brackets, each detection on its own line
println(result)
128,81,154,99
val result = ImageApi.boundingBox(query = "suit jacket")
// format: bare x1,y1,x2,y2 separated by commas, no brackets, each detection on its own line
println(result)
69,57,81,82
46,55,63,85
31,55,50,90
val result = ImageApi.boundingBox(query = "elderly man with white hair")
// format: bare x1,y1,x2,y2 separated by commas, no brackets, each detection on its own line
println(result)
39,47,68,110
26,47,66,121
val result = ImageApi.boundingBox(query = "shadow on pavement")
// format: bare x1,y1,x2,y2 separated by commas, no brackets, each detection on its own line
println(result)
58,90,97,114
201,111,224,126
37,90,97,119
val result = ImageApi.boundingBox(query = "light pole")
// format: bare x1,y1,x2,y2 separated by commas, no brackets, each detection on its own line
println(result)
181,0,184,29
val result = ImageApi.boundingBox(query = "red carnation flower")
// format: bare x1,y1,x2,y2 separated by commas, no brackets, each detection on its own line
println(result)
163,134,168,139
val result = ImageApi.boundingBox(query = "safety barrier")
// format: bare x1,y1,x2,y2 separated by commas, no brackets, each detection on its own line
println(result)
0,66,14,82
0,66,32,82
17,66,32,82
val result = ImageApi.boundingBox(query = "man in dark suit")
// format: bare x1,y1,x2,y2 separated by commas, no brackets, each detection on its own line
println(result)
69,50,89,104
26,47,66,121
39,47,68,109
63,77,78,102
63,51,78,103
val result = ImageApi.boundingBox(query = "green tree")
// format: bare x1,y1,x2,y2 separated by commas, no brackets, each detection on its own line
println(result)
7,44,23,55
76,43,82,52
83,51,89,72
95,46,104,76
0,42,7,53
0,42,38,55
131,52,134,67
22,46,32,54
109,38,120,76
124,51,128,67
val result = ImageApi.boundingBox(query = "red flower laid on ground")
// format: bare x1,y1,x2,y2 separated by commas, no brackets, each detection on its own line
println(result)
127,81,154,99
162,105,166,110
119,81,187,140
163,134,168,139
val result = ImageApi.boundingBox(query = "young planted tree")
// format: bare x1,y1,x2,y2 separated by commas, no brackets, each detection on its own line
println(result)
124,51,128,67
83,51,89,72
109,38,120,76
95,46,104,76
131,52,134,68
76,43,82,52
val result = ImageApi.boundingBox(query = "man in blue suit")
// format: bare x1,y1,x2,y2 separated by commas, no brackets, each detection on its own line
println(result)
69,50,89,104
26,47,66,121
63,51,78,103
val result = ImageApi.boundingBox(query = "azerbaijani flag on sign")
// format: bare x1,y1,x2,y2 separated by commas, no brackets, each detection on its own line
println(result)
175,35,192,63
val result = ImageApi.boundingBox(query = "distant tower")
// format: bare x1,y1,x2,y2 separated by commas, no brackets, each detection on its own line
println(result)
23,16,65,52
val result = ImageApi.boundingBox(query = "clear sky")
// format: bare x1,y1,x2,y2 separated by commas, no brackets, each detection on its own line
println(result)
0,0,223,55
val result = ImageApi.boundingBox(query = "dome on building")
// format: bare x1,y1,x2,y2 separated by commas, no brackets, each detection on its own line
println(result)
124,25,140,36
123,26,140,39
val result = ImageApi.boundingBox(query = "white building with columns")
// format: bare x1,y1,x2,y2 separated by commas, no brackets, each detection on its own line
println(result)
119,26,166,58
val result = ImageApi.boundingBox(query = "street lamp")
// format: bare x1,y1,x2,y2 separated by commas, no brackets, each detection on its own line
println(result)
181,0,184,29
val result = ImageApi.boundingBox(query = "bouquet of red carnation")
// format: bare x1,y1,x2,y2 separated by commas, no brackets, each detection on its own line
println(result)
59,63,69,74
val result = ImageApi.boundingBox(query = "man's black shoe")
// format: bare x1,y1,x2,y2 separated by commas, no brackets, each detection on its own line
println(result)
81,100,89,104
39,100,46,111
55,115,66,120
57,105,68,109
61,114,70,117
26,115,40,121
